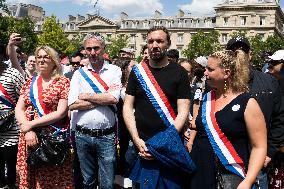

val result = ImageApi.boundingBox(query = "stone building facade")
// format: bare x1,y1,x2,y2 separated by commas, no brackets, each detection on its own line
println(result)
5,0,283,57
59,0,284,57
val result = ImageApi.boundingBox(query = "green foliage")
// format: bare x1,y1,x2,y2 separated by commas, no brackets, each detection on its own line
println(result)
105,35,129,58
182,30,221,59
136,55,143,63
38,15,75,56
0,0,9,14
0,16,37,54
249,35,266,68
65,34,83,55
229,30,248,38
264,34,284,53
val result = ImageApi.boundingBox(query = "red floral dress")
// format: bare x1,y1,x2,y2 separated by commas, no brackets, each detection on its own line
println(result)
16,76,74,189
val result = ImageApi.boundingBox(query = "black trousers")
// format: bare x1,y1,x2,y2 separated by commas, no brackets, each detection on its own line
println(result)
0,145,18,187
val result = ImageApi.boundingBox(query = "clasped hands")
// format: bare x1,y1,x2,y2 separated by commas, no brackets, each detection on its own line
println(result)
19,121,38,147
134,137,154,161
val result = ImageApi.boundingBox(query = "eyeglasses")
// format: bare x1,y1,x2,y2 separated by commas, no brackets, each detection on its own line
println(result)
85,46,101,52
36,55,51,60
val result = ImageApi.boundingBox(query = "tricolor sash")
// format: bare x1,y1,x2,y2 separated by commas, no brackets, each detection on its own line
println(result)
132,62,176,128
202,91,246,179
30,76,66,133
79,67,109,94
0,83,15,108
30,76,50,117
78,67,120,149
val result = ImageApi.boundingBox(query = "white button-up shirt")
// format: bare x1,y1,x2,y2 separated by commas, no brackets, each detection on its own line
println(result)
68,61,122,129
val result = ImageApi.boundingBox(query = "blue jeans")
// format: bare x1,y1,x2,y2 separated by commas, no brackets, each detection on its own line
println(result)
76,132,116,189
256,169,268,189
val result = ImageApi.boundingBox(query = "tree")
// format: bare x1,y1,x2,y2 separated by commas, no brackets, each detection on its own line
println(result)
0,16,37,54
105,35,129,58
249,35,266,68
38,15,73,55
0,0,9,14
65,34,83,55
264,34,284,53
229,30,248,38
9,17,38,54
182,30,221,59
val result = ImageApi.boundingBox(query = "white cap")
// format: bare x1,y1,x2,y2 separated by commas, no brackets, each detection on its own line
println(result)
120,48,135,54
195,56,208,68
268,50,284,61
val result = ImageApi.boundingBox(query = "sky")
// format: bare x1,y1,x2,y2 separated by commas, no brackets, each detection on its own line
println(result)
5,0,284,21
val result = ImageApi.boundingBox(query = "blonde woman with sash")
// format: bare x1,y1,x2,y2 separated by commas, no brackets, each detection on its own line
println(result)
189,50,267,189
15,46,73,189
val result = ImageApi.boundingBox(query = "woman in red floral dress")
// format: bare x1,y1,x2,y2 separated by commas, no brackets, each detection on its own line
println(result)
15,46,73,189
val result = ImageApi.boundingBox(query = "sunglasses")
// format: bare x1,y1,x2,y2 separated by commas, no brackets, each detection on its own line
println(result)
268,60,283,66
70,61,81,66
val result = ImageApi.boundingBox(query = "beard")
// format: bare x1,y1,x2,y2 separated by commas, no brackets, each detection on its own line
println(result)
149,48,167,62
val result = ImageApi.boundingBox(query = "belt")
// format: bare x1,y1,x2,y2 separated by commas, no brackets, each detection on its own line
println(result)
76,125,114,137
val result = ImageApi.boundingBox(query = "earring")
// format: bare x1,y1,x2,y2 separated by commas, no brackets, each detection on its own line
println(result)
223,80,227,97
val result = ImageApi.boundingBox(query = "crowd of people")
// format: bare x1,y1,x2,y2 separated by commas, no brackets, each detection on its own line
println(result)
0,25,283,189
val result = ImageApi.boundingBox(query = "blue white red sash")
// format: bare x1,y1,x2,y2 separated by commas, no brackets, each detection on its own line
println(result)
202,91,246,178
79,67,120,146
132,62,176,128
0,83,15,108
30,76,50,117
79,67,109,94
30,76,67,133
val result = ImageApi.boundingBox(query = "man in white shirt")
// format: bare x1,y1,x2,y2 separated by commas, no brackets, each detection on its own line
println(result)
68,33,122,189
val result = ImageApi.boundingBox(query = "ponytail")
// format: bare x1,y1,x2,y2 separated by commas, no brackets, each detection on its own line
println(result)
210,50,250,93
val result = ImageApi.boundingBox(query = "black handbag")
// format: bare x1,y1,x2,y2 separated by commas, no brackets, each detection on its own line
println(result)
0,110,15,132
26,106,71,166
26,128,71,166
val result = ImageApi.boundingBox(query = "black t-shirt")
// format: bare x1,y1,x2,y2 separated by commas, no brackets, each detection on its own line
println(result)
126,62,191,140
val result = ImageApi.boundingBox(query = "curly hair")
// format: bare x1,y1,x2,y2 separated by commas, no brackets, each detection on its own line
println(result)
35,46,62,78
210,50,250,93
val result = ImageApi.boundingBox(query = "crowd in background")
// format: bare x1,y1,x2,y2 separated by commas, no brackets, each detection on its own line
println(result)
0,25,283,189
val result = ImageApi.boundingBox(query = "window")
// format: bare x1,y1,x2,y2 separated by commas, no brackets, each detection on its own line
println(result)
177,34,184,44
205,20,211,27
222,34,228,43
196,20,200,27
130,34,136,44
240,16,247,26
177,47,183,58
258,33,265,41
223,17,229,26
178,20,183,27
106,33,112,42
142,34,147,42
143,22,148,29
260,16,265,26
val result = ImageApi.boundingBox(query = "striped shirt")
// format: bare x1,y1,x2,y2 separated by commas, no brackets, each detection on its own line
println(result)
0,66,24,147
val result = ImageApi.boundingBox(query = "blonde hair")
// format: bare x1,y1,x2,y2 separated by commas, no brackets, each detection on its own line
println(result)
210,50,250,93
35,46,62,78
